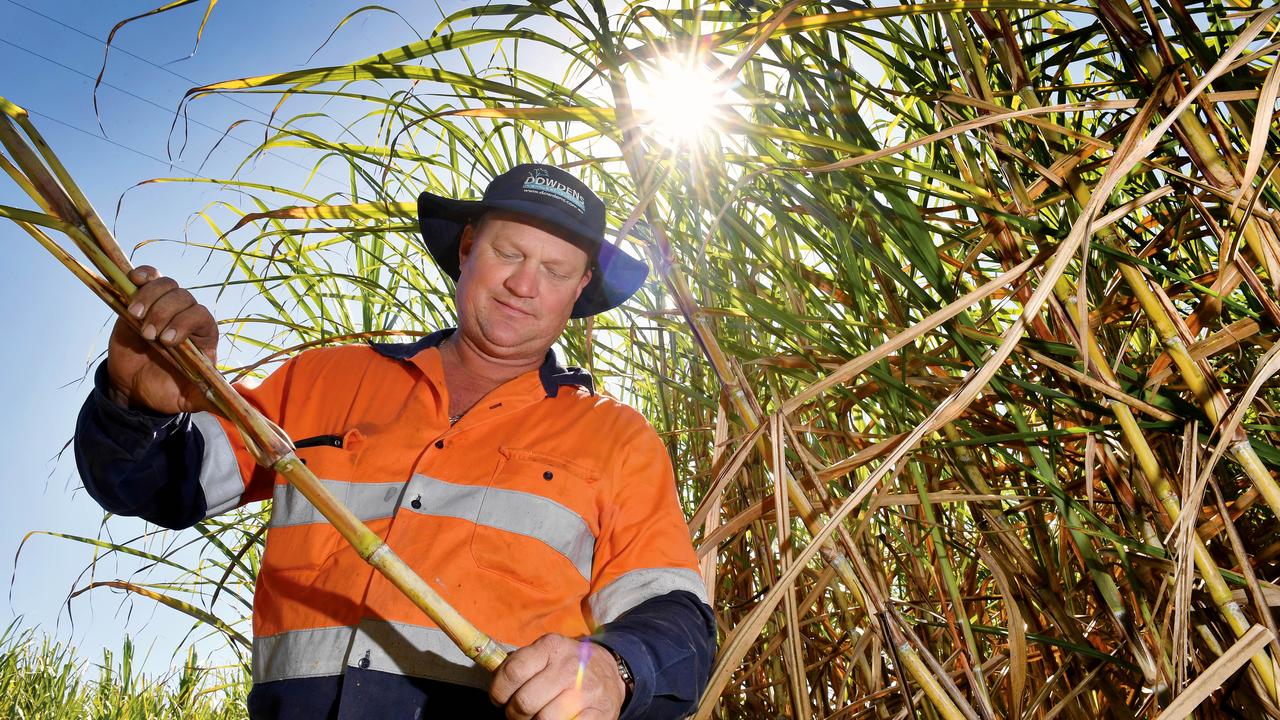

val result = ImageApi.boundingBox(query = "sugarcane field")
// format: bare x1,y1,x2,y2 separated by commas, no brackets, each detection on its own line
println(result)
5,0,1280,718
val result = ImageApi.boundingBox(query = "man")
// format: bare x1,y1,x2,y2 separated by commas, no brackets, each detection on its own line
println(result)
74,164,717,719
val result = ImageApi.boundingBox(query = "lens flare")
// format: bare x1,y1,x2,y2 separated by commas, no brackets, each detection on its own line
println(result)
576,640,591,690
628,58,732,144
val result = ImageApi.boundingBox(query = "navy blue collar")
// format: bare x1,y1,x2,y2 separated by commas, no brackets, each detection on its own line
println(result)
368,328,595,398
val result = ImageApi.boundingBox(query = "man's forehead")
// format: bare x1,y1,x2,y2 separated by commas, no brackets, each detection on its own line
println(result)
478,210,593,258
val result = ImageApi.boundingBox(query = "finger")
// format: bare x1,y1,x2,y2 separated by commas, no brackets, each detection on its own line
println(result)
139,287,198,342
530,685,604,720
158,304,216,349
127,265,160,285
127,276,179,324
505,667,568,720
491,646,552,707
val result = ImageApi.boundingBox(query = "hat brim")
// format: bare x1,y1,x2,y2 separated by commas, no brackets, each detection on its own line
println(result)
417,190,648,318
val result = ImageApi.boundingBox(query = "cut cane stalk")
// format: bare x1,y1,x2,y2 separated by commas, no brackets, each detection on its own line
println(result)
0,95,507,674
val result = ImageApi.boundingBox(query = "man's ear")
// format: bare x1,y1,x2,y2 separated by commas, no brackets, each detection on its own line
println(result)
458,223,475,265
574,267,593,298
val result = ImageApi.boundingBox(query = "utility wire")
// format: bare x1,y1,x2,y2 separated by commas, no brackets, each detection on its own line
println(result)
0,0,350,186
0,34,345,185
0,36,234,158
2,0,276,123
20,106,212,178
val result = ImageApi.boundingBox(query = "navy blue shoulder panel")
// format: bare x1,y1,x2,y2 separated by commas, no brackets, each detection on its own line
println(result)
366,328,453,360
540,362,594,397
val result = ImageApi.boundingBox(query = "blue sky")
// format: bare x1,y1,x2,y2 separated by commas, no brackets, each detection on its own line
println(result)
0,0,476,678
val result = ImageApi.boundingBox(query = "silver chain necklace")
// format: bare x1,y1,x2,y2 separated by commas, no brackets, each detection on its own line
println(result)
449,413,463,425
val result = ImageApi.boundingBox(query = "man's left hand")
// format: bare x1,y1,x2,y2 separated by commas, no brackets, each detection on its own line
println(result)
489,634,626,720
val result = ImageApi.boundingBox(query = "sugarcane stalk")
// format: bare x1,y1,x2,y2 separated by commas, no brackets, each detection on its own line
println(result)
1113,261,1280,520
935,18,1164,699
1055,282,1279,696
910,463,997,719
0,102,79,222
5,107,129,273
605,66,975,720
0,152,49,214
969,5,1280,697
0,95,507,673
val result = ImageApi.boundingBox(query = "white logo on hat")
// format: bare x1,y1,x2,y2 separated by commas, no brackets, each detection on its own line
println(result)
522,168,586,215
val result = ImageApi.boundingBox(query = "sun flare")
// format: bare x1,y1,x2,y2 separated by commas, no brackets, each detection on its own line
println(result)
628,59,732,144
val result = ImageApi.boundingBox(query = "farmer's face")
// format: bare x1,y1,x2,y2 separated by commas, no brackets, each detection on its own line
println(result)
455,210,592,360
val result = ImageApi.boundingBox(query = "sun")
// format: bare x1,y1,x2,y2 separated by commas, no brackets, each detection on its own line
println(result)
627,58,733,145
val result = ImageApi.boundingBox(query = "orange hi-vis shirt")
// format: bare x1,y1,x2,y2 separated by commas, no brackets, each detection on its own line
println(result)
188,331,709,688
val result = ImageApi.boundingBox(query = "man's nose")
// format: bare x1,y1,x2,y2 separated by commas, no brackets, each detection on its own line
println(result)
504,261,539,298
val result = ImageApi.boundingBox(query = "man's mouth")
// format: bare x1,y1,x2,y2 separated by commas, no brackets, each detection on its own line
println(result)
494,297,532,317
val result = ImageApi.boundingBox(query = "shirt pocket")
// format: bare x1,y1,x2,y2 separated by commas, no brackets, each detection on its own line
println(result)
292,428,366,481
469,447,600,594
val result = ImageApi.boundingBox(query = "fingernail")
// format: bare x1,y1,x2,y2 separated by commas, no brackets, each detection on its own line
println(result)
129,303,144,318
142,325,156,341
160,329,176,344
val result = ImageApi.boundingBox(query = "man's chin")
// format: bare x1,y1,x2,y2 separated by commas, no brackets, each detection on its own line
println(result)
467,311,571,356
472,322,539,356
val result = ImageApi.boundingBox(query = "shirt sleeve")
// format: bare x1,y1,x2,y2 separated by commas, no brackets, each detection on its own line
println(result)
592,590,717,720
586,419,718,718
74,357,297,529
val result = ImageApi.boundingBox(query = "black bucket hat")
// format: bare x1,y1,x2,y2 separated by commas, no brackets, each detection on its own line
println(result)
417,163,649,318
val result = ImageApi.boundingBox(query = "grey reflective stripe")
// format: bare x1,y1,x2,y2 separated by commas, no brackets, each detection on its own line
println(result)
252,621,511,687
589,567,710,625
254,625,355,683
191,412,244,518
350,620,512,689
406,474,594,579
270,480,405,528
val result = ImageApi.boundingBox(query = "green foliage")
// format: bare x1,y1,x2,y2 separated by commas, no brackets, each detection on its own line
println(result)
0,621,248,719
15,0,1280,717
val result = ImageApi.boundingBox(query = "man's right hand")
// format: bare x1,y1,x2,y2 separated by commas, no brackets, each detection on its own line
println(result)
107,265,218,415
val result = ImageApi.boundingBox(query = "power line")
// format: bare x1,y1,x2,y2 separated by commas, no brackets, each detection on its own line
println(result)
21,106,211,178
0,36,225,149
0,1,351,187
2,0,275,123
0,33,345,185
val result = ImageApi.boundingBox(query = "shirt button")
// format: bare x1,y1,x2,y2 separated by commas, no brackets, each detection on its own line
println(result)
543,470,554,480
357,657,370,670
410,495,422,510
434,440,445,449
